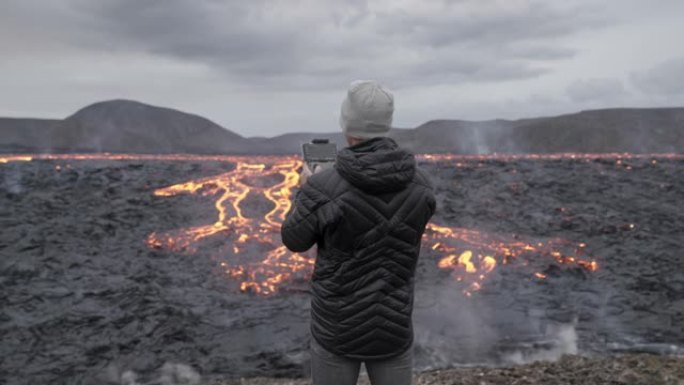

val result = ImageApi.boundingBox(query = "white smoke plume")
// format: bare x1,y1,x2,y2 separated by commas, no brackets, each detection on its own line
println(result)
501,321,578,365
101,361,200,385
413,278,582,370
158,362,201,385
1,166,23,194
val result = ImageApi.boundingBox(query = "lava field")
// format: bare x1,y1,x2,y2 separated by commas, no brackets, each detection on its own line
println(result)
0,153,683,385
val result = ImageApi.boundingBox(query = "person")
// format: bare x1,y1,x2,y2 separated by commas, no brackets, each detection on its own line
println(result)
281,80,436,385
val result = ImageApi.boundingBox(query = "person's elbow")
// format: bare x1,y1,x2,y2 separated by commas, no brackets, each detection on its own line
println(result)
283,238,312,253
284,243,313,253
281,226,315,252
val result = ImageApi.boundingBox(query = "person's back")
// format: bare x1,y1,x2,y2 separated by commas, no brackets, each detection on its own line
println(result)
281,80,436,385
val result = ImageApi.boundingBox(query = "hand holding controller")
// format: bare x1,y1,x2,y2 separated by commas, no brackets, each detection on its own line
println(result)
299,139,337,187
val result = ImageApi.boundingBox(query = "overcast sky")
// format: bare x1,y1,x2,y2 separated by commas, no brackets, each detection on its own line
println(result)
2,0,683,137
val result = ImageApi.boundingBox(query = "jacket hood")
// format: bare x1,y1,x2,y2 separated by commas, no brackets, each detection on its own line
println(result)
334,137,416,194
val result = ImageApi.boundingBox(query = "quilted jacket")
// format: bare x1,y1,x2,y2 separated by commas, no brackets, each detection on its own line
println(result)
281,136,436,360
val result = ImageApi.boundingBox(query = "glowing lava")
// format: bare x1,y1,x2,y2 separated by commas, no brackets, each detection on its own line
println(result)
424,223,597,296
142,155,601,296
4,151,675,295
146,156,311,295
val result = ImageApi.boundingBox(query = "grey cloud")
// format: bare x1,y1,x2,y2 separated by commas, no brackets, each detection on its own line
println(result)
565,78,627,102
1,0,605,90
504,43,575,61
7,0,675,137
79,1,303,71
631,57,684,96
0,1,89,52
375,2,598,47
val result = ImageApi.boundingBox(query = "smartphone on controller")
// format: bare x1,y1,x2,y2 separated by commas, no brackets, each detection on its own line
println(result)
301,139,337,172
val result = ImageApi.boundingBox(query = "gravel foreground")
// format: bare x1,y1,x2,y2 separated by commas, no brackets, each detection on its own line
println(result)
206,354,684,385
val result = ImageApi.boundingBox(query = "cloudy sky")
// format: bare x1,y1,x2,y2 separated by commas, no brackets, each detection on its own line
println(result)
1,0,683,137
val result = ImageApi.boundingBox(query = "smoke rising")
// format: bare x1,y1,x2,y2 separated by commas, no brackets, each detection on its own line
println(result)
158,363,201,385
413,275,582,370
100,362,200,385
501,321,578,365
1,164,24,194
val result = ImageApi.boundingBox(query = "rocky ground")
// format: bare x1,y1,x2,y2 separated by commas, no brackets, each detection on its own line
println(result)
208,354,684,385
1,155,683,385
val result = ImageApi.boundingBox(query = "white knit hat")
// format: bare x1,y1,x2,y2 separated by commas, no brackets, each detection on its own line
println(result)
339,80,394,139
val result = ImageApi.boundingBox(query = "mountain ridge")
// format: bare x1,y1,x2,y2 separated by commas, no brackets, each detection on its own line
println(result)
1,100,683,154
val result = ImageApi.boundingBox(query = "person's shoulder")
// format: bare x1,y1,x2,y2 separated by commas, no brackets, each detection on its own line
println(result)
393,145,432,189
411,166,435,191
306,167,347,199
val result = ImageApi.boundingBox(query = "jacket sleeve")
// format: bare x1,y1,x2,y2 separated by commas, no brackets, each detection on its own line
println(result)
427,189,437,218
281,179,330,252
417,168,437,220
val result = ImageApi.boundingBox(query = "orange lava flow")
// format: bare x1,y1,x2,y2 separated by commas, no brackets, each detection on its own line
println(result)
146,156,312,295
418,152,684,161
1,152,683,164
424,223,597,296
0,151,657,296
0,155,33,163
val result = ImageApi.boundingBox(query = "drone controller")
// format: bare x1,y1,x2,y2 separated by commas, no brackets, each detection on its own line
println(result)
301,139,337,173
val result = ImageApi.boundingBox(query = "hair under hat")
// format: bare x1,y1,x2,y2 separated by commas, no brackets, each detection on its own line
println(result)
339,80,394,139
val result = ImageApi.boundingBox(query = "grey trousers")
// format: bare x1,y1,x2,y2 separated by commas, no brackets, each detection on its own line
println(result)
310,337,413,385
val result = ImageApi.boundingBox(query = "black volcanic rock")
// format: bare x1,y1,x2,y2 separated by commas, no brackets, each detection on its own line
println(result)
1,156,683,383
48,100,243,154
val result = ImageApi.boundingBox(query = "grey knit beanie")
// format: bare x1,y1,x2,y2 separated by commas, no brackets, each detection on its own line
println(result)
339,80,394,139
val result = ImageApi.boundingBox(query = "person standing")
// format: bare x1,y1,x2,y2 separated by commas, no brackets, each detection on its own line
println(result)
281,80,436,385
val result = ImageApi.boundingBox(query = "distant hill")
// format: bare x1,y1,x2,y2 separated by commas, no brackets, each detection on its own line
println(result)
509,108,684,153
0,118,60,153
402,108,684,154
0,100,682,154
225,128,417,155
48,100,242,153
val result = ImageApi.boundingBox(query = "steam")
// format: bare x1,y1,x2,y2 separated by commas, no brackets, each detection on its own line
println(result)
413,280,500,370
1,165,24,194
501,321,578,365
158,363,201,385
413,279,581,371
472,127,490,155
102,362,200,385
120,370,138,385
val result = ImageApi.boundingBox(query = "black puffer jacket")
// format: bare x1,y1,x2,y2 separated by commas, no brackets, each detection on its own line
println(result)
281,137,436,360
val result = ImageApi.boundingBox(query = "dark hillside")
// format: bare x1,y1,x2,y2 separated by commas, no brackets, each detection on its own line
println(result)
48,100,243,154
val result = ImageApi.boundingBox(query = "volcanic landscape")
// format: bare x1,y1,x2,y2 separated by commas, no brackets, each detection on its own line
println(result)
1,151,683,384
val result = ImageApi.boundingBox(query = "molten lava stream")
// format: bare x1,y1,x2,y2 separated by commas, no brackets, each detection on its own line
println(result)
0,152,610,295
145,157,314,295
425,223,597,296
141,157,599,296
